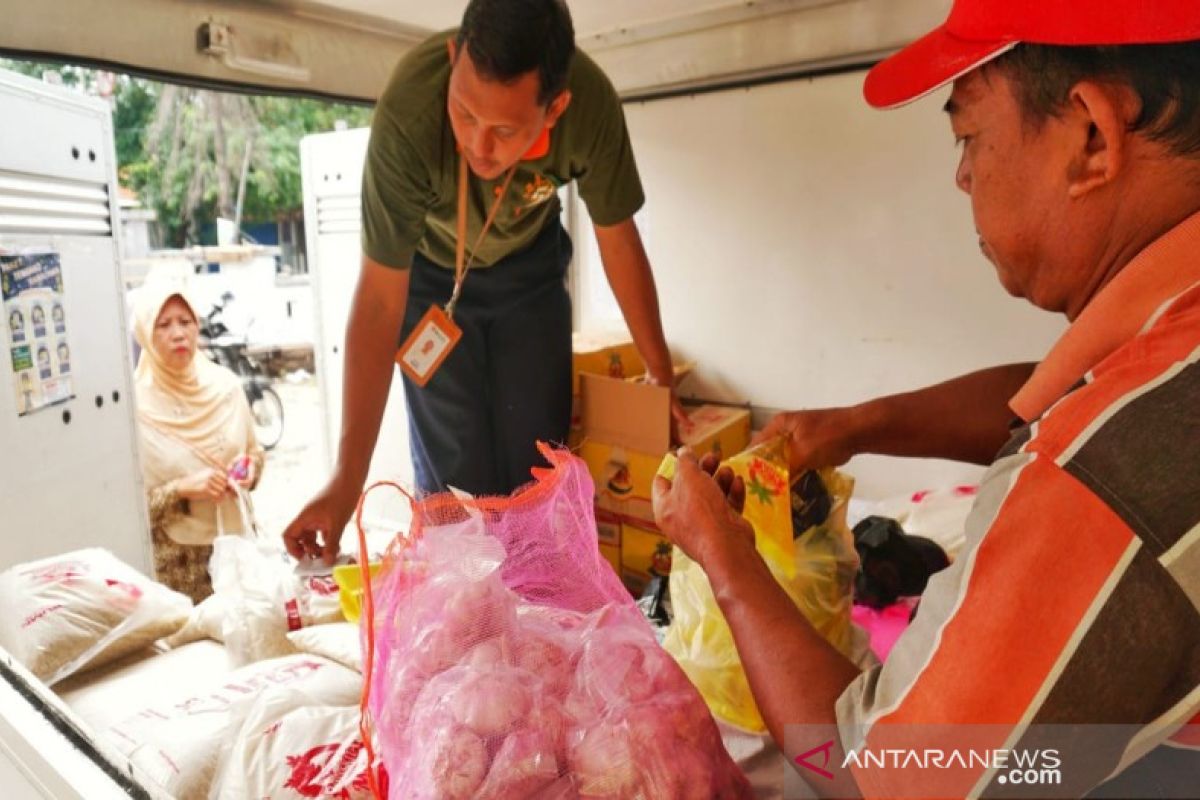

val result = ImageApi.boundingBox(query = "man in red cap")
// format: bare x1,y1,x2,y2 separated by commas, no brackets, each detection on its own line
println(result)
655,1,1200,796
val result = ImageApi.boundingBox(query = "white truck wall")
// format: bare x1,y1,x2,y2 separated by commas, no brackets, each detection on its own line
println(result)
0,69,150,572
574,71,1066,499
300,128,416,519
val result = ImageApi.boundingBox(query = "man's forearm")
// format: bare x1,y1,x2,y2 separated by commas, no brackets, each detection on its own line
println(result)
334,263,410,488
705,542,862,798
847,362,1036,465
593,219,673,381
706,543,859,735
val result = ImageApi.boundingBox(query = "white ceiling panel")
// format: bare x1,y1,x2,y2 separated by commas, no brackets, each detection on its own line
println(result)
299,0,763,39
0,0,949,101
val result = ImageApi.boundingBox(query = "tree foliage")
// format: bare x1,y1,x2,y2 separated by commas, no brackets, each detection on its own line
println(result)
0,57,372,247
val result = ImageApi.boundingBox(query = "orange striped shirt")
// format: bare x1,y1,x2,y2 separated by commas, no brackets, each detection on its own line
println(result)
1011,209,1200,422
836,215,1200,798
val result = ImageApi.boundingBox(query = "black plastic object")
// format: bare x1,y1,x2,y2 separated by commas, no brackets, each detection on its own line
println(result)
852,516,950,609
636,574,672,628
790,470,833,536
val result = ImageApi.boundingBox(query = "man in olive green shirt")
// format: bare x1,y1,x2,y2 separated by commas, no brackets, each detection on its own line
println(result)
285,0,678,563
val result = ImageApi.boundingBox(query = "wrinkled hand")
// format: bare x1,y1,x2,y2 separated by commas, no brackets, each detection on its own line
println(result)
176,467,232,503
282,477,358,565
652,448,755,570
751,408,854,475
697,452,746,514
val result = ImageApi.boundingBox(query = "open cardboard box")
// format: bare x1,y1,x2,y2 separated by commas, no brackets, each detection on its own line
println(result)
571,330,645,395
568,330,647,448
578,370,751,527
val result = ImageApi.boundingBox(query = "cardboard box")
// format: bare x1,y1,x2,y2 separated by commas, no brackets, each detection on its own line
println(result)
599,542,621,576
594,508,622,547
579,372,751,525
572,330,644,396
619,521,673,595
578,366,701,454
570,330,649,448
581,440,658,525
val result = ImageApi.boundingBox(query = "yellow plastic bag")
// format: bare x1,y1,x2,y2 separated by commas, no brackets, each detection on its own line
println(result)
657,437,796,577
659,441,859,732
725,436,797,579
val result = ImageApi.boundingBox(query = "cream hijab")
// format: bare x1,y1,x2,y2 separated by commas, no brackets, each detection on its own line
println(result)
132,280,260,545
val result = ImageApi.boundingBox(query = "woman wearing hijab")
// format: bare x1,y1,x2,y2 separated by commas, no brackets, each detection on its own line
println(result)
132,281,263,602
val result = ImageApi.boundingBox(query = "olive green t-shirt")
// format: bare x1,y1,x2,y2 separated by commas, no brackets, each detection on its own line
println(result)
361,31,645,271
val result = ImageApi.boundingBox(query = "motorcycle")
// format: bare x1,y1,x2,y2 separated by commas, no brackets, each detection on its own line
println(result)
198,291,285,451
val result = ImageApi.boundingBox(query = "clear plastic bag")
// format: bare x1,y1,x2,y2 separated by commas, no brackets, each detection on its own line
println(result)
203,536,343,665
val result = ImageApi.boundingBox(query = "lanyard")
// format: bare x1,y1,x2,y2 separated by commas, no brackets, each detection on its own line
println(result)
447,152,516,319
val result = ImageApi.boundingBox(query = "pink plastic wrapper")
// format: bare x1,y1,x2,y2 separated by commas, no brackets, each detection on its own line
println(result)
365,446,752,799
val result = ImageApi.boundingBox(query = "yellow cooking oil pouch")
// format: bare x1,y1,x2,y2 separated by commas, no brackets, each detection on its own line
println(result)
657,440,859,732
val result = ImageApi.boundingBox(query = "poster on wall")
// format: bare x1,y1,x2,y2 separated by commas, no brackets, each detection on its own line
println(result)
1,251,75,416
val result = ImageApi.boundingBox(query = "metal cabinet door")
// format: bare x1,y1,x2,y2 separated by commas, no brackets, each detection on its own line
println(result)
0,70,150,573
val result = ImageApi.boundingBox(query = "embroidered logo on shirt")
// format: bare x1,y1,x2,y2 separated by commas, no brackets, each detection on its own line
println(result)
510,173,557,218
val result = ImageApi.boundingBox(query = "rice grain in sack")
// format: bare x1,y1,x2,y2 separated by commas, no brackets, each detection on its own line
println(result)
0,548,191,685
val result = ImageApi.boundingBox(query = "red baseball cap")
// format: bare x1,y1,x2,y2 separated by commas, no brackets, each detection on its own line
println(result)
864,0,1200,109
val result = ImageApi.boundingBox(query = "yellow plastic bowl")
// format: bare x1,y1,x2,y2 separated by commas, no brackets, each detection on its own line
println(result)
332,562,381,623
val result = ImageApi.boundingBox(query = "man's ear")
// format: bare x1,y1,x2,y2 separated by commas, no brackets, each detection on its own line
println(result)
1064,80,1138,199
545,90,572,128
448,38,458,62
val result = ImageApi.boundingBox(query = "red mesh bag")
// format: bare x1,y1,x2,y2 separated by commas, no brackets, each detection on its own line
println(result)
359,445,752,799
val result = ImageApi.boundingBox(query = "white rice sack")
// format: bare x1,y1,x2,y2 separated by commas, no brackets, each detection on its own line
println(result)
296,570,344,626
212,703,371,800
286,622,362,673
103,654,362,800
55,641,233,733
165,593,229,648
167,561,341,652
0,548,191,685
211,538,346,665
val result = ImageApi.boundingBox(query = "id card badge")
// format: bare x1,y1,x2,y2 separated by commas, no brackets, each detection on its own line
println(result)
396,304,462,387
